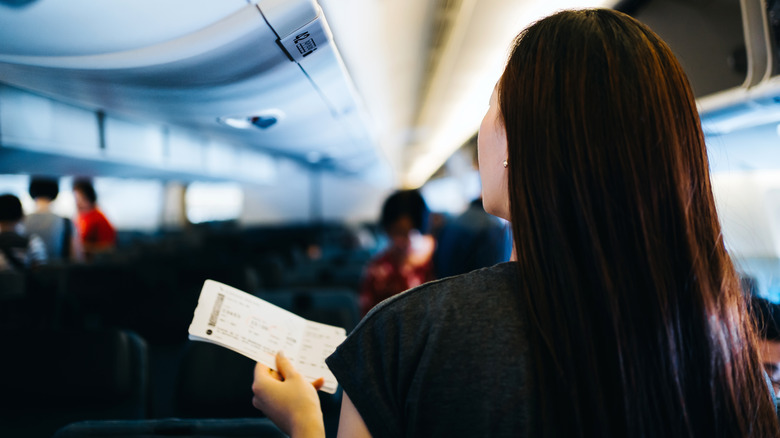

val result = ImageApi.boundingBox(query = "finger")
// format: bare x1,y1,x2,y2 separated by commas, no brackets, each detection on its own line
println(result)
275,351,296,380
311,377,325,390
253,362,284,386
254,362,273,383
252,367,283,411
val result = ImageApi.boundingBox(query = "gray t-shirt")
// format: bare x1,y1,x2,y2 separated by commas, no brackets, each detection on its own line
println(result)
326,262,532,437
24,212,70,261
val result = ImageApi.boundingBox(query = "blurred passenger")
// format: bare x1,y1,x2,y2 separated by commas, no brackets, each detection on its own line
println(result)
24,176,80,262
433,197,512,278
427,211,448,241
751,295,780,397
359,189,434,316
0,194,47,270
72,178,116,258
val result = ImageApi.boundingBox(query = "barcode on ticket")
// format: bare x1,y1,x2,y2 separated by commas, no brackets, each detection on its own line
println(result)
208,293,224,327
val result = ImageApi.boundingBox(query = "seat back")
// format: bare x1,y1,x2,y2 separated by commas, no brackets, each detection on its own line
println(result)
0,270,27,329
173,341,259,418
0,329,149,438
0,269,25,300
54,418,286,438
172,340,342,436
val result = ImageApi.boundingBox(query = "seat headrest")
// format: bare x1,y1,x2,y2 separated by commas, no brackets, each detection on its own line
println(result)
0,330,142,407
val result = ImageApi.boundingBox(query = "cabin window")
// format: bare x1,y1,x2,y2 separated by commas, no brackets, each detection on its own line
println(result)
185,181,243,224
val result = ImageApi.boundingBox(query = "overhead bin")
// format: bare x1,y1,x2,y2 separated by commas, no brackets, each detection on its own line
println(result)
0,0,386,183
695,0,780,126
624,0,780,135
627,0,746,98
668,0,780,263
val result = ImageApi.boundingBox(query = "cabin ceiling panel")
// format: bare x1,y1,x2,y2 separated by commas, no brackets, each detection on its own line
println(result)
0,0,386,181
0,0,249,58
0,147,220,182
0,85,100,156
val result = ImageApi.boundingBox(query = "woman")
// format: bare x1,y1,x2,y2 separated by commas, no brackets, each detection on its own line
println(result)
251,9,780,437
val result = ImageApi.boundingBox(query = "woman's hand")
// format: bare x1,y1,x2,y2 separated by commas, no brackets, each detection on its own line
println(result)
252,351,326,438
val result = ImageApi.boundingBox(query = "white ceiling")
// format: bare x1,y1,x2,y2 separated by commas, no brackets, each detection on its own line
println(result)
318,0,618,187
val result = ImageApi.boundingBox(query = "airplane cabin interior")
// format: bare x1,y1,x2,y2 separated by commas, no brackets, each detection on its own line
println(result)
3,0,780,436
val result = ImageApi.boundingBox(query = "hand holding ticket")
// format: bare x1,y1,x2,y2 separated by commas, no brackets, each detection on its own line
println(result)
188,280,346,394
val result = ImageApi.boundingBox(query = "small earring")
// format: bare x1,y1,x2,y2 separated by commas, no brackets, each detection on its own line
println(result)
502,160,508,168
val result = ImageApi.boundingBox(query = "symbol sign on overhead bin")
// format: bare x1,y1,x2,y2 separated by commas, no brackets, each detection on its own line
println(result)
278,13,330,62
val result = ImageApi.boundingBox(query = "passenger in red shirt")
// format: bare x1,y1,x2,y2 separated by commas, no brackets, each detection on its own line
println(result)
72,178,116,259
359,189,434,316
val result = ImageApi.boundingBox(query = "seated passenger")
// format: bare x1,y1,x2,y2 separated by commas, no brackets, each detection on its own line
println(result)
0,194,47,270
72,178,116,259
250,9,780,437
359,189,434,316
24,176,80,262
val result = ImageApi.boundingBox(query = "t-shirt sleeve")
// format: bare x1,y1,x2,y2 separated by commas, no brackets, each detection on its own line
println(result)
326,300,416,438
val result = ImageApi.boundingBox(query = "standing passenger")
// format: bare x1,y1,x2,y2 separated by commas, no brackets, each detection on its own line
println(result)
250,9,780,437
72,178,116,259
24,176,79,262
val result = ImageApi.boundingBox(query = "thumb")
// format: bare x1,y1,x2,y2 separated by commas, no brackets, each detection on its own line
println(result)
275,351,296,380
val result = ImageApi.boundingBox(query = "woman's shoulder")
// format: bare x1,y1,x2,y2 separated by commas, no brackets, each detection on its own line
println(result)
328,261,531,438
430,260,518,287
358,261,520,326
398,260,516,297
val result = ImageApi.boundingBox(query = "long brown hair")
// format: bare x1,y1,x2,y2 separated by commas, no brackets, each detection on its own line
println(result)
500,9,779,436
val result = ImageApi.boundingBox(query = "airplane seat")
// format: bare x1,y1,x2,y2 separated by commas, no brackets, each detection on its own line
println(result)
0,268,25,298
315,259,366,291
173,341,259,419
24,264,68,329
296,290,361,334
61,263,139,330
0,269,27,329
120,256,193,346
172,340,342,437
53,418,286,438
2,265,70,331
252,253,287,289
273,255,361,290
0,329,149,438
